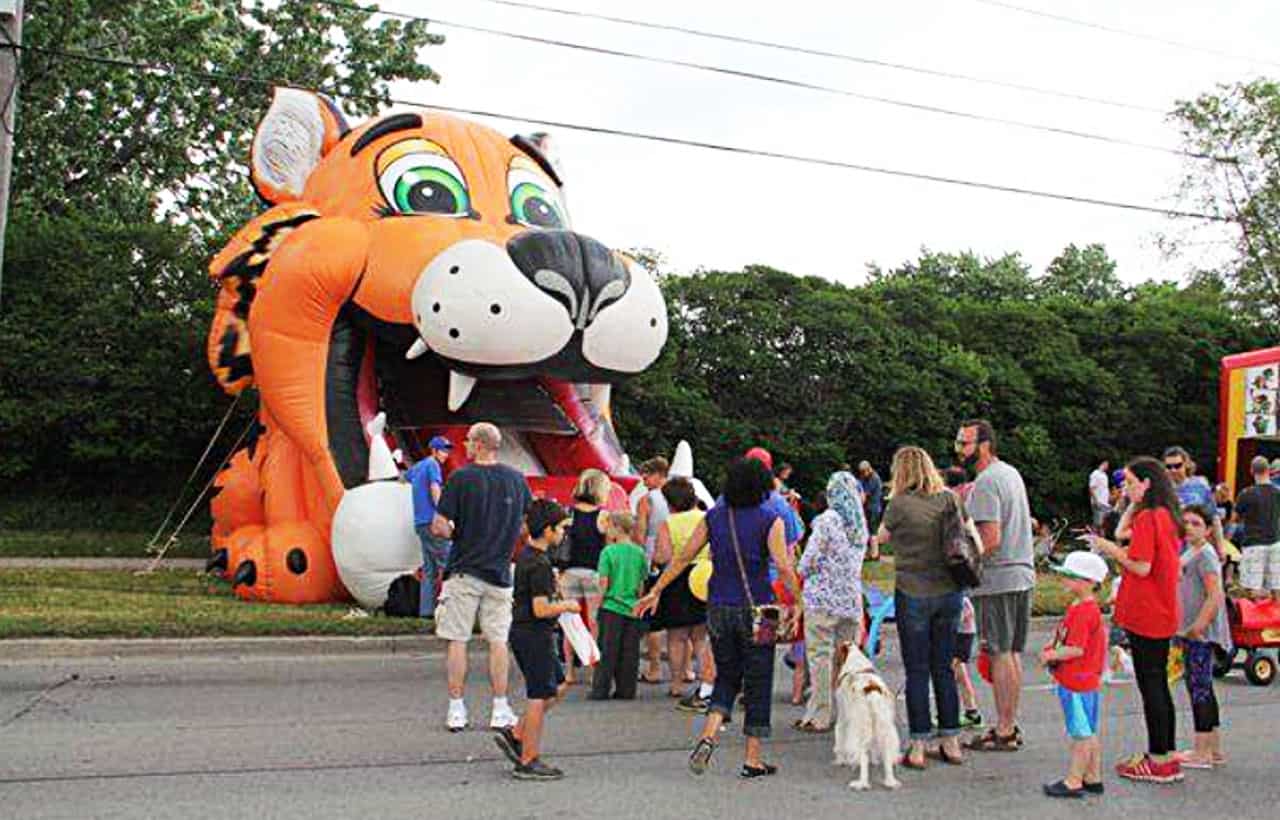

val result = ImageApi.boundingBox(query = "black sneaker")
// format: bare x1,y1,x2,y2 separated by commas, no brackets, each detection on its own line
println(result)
677,692,709,713
493,727,522,766
1083,781,1105,795
1043,780,1084,799
513,758,564,781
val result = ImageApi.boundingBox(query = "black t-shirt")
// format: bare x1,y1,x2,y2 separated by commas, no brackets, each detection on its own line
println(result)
512,548,557,627
567,507,606,569
438,463,532,588
1235,484,1280,547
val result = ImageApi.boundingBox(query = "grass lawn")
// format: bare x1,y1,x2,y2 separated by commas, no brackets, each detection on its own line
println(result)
0,569,426,639
861,556,1075,617
0,530,210,559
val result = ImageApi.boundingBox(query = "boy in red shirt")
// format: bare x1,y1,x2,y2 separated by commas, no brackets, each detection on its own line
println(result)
1040,551,1110,799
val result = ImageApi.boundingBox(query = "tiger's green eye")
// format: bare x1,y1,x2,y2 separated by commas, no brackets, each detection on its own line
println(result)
507,167,566,229
378,152,471,217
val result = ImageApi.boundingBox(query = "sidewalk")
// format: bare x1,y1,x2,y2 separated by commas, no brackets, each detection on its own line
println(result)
0,633,444,662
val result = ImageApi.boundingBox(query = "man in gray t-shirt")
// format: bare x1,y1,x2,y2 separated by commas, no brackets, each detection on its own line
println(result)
956,419,1033,750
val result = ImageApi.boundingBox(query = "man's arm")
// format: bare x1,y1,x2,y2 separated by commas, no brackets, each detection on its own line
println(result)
975,520,1001,555
632,494,650,544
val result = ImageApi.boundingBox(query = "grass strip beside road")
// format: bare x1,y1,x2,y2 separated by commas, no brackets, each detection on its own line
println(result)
0,530,210,559
0,569,426,639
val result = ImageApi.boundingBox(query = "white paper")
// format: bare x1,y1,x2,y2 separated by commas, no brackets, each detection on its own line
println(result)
558,611,601,667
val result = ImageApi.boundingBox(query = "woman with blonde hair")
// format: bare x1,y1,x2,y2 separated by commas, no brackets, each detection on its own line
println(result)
876,446,965,769
560,468,611,684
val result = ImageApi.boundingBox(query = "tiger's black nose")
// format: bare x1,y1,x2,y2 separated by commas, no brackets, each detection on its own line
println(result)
507,230,630,329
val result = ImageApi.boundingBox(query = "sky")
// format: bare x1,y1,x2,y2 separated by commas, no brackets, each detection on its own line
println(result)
373,0,1279,286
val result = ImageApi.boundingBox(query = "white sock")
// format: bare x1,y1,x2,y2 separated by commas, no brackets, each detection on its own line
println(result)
449,697,466,712
493,696,510,712
698,682,713,698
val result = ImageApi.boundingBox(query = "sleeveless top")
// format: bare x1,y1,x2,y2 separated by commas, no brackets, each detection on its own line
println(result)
567,506,606,570
705,503,779,607
667,509,707,562
642,489,670,562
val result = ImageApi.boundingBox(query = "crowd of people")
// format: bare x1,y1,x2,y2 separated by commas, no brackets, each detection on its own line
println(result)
403,419,1277,793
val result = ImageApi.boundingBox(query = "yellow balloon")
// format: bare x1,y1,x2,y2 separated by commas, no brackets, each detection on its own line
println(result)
689,560,712,602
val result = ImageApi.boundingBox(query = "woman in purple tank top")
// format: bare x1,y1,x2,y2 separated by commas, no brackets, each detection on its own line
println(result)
638,457,802,779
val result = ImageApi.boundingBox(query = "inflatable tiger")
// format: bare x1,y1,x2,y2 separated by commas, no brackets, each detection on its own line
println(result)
205,88,668,604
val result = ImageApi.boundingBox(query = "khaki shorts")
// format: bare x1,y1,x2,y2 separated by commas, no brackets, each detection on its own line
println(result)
560,567,602,599
974,589,1031,655
1241,543,1280,591
434,574,513,643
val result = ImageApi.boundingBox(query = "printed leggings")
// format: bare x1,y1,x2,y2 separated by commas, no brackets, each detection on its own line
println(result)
1179,638,1221,734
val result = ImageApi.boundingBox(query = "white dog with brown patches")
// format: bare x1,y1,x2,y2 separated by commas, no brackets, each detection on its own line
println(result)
833,642,901,791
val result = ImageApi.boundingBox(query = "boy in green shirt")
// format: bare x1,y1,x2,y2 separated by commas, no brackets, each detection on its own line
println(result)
589,511,649,700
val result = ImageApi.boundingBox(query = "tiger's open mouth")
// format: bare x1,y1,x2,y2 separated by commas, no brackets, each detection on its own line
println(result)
325,303,625,486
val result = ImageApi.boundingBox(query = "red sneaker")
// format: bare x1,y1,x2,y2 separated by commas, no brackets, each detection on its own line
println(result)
1115,754,1184,783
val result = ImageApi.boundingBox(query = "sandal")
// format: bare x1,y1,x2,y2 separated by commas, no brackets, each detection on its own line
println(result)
964,727,1022,752
792,719,831,733
740,762,779,778
899,754,928,770
689,737,717,775
926,747,964,765
639,672,662,685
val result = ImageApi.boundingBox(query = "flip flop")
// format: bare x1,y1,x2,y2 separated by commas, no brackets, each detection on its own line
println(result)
740,762,779,778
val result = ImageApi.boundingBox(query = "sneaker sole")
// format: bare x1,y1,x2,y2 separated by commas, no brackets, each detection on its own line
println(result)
1118,771,1183,784
513,771,563,781
493,734,521,766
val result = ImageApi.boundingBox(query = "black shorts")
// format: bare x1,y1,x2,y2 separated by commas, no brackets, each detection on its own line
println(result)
510,623,564,700
954,632,975,663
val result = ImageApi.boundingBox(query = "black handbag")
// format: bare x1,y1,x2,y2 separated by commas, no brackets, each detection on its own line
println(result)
941,492,983,589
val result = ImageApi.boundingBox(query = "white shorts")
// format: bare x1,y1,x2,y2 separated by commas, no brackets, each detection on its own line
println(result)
560,568,602,599
434,574,513,643
1240,543,1280,591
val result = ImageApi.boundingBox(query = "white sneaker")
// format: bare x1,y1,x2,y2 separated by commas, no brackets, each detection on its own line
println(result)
446,701,469,733
490,701,518,729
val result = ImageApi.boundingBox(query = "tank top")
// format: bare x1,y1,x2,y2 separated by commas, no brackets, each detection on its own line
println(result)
567,506,606,570
666,509,707,562
643,488,670,562
705,503,778,607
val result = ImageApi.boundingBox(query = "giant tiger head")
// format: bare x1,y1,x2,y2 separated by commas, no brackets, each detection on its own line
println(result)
208,89,668,494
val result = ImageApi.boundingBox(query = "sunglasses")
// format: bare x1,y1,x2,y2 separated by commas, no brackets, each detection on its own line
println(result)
1164,461,1185,470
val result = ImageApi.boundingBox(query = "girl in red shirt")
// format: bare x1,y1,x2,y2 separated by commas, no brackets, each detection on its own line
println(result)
1089,456,1183,785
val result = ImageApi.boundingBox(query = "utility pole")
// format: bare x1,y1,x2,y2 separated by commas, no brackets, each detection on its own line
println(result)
0,0,22,308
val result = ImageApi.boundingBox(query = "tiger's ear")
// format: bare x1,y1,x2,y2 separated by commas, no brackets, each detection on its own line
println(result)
250,88,350,204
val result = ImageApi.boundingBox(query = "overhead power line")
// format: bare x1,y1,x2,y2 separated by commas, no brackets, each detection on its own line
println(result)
313,0,1199,159
397,0,1163,114
11,43,1228,222
972,0,1280,69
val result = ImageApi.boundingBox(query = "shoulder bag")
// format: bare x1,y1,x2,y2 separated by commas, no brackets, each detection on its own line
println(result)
728,508,798,645
941,492,983,589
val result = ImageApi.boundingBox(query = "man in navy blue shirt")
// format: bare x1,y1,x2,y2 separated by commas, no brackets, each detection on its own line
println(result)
408,436,453,618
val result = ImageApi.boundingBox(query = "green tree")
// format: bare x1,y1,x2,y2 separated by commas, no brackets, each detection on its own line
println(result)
1170,78,1280,319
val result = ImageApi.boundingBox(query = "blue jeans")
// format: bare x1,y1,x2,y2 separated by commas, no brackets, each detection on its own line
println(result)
416,525,451,617
706,605,776,738
895,589,963,740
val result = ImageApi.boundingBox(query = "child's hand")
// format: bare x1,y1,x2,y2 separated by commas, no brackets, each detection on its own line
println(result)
1185,623,1204,641
1038,646,1054,666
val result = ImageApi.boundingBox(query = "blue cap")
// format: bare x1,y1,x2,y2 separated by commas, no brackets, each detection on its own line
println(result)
429,435,453,451
1111,469,1125,487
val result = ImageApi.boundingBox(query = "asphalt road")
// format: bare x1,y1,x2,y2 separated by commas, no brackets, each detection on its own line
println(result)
2,631,1278,820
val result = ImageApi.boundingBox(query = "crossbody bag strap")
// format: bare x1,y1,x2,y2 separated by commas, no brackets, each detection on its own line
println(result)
727,508,757,610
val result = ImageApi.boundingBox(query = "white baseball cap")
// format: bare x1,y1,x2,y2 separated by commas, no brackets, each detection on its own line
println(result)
1053,551,1109,584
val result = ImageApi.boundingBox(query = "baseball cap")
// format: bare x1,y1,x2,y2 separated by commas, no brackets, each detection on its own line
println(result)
744,446,774,471
1053,551,1109,585
428,435,453,451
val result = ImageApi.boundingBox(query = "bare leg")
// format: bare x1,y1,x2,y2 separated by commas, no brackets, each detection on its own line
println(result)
446,640,468,699
953,658,978,711
645,631,663,680
666,627,690,694
991,652,1021,735
487,638,509,698
744,736,764,769
1064,737,1095,789
1086,736,1102,784
517,699,547,764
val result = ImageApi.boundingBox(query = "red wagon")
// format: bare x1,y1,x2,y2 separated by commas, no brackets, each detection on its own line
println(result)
1213,598,1280,686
